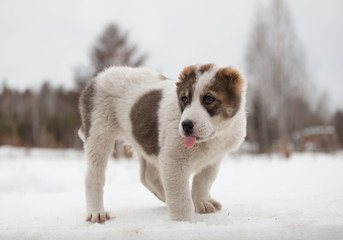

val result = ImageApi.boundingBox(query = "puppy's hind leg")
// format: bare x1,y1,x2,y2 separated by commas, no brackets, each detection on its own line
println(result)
140,157,165,202
84,124,115,223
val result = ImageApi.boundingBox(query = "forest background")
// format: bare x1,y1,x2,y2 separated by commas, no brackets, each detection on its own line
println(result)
1,0,342,157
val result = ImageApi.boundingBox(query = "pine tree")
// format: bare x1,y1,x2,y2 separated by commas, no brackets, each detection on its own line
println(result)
75,23,147,90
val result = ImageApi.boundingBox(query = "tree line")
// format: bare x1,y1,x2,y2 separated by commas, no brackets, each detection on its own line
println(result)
0,23,146,150
0,83,80,148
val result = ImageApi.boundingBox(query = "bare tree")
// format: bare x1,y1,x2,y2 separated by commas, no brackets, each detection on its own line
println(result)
246,0,327,156
246,3,271,153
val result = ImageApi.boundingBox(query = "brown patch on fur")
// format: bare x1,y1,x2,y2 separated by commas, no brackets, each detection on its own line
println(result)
130,90,162,156
201,66,244,119
215,67,244,96
79,81,95,138
176,65,197,112
198,64,214,74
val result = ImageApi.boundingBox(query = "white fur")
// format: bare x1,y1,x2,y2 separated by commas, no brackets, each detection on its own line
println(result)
79,65,247,223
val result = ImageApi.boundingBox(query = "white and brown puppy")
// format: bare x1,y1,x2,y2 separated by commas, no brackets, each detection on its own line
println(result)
78,64,247,223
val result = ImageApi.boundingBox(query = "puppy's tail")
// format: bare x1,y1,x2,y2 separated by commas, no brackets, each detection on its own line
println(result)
78,128,85,142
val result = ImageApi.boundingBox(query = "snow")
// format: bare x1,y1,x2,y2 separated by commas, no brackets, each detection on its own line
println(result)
0,146,343,240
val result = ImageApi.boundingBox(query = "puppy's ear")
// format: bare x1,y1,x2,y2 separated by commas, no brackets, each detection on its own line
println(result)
215,66,246,93
177,65,197,85
176,65,196,92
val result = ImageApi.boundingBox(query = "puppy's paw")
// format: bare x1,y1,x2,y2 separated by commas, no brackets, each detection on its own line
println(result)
86,210,111,223
194,198,222,214
170,212,195,223
169,204,195,223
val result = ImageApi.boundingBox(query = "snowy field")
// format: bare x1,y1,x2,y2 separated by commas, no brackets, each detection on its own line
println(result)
0,146,342,240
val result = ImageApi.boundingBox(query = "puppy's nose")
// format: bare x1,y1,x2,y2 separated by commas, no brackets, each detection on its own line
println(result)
182,121,194,136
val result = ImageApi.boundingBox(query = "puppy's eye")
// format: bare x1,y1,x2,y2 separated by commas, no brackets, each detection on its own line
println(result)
181,96,188,104
203,95,215,105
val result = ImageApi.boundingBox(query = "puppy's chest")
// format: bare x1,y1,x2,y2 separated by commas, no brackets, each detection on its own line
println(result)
188,141,226,168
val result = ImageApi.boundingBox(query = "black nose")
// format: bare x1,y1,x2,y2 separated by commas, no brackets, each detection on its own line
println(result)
182,121,194,135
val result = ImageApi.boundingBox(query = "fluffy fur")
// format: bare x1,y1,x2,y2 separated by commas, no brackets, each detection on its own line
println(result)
78,64,247,223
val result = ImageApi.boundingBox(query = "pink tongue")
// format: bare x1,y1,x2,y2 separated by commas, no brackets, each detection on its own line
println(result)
185,136,197,148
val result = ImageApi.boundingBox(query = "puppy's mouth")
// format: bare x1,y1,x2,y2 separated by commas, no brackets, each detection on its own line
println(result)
179,122,216,148
183,133,214,148
184,136,198,148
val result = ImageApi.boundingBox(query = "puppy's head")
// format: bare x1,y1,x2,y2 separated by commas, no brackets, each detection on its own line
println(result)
176,64,246,147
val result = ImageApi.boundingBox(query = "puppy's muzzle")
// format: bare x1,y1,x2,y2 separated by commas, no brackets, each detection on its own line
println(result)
182,121,194,136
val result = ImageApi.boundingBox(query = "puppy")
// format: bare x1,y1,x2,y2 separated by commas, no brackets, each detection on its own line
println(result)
78,64,247,223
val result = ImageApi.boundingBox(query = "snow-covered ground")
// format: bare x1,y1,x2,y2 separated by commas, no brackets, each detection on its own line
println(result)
0,146,342,240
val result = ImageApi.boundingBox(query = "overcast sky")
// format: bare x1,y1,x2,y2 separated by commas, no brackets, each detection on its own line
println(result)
0,0,342,110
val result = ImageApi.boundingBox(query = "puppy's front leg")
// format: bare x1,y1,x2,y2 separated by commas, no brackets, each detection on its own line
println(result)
160,158,195,223
192,160,222,214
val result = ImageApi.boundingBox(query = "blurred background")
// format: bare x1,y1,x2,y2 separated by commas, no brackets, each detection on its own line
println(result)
0,0,342,157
